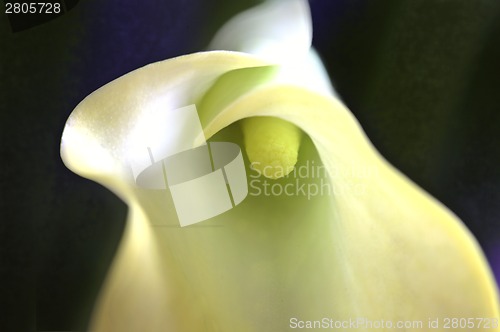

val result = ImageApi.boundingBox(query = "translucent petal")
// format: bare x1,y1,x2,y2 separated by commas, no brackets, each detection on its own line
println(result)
204,83,500,324
61,52,499,331
208,0,312,64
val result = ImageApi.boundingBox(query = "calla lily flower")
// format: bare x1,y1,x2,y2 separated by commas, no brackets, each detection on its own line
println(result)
61,0,499,331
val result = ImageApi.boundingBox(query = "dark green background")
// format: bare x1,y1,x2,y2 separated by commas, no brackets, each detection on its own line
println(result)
1,0,499,330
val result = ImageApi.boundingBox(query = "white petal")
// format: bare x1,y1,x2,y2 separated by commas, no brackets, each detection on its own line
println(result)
61,52,499,331
208,0,312,64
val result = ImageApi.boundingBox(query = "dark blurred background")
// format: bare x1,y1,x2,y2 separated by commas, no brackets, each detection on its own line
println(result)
1,0,499,330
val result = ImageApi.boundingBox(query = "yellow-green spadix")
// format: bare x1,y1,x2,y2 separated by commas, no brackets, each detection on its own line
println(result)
60,0,499,331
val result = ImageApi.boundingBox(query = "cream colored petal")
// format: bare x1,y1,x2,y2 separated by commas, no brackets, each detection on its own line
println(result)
61,51,269,198
203,84,500,324
61,52,499,331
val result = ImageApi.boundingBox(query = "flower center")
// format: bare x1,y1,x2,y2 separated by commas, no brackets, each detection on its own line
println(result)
241,116,301,179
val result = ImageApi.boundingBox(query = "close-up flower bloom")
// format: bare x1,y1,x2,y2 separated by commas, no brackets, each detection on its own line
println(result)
2,0,500,331
58,0,499,331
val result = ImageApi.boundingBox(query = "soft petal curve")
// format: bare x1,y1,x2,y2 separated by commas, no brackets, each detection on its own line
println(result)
204,84,500,323
61,52,499,331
